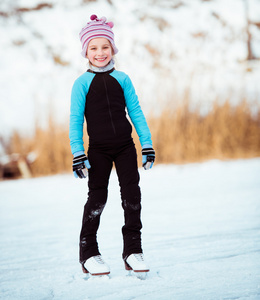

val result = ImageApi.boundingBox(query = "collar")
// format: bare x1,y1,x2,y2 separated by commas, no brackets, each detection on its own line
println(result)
88,59,115,73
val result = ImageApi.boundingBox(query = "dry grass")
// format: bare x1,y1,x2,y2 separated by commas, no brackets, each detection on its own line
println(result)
3,99,260,176
5,115,88,176
147,99,260,164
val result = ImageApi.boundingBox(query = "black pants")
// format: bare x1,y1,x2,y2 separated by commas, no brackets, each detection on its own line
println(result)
79,140,142,264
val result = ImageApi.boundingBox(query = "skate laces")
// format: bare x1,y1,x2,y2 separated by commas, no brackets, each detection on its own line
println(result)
94,255,105,264
133,253,144,261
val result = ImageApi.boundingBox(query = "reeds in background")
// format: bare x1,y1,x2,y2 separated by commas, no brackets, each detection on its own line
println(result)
2,99,260,177
146,99,260,164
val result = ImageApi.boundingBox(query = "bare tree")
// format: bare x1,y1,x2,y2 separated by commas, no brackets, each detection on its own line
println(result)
244,0,257,60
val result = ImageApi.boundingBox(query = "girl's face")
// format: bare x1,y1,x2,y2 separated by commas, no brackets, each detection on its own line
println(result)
86,38,113,68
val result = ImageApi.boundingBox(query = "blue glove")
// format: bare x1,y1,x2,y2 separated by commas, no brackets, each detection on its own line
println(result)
72,152,91,179
142,145,155,170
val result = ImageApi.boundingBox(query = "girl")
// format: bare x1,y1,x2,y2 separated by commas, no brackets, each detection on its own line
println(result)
69,15,155,276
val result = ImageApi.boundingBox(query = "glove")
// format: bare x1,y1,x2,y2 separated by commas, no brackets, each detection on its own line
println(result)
142,146,155,170
72,153,91,179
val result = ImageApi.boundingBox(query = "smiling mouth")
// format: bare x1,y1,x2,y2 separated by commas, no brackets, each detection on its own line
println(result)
95,57,107,62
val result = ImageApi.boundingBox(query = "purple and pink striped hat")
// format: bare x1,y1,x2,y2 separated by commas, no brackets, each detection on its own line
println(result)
79,14,118,57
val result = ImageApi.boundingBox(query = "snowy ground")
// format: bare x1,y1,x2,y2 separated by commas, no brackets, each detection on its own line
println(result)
0,159,260,300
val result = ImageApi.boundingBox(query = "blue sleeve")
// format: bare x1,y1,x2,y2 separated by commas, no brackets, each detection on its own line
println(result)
69,73,94,154
122,74,152,147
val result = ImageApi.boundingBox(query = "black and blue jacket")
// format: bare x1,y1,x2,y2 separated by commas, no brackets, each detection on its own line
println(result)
69,68,152,154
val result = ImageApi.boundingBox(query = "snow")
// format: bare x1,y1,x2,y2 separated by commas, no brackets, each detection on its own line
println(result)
0,0,260,136
1,159,260,300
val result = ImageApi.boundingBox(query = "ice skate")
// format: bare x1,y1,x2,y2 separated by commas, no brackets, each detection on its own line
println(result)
125,253,149,279
82,255,110,276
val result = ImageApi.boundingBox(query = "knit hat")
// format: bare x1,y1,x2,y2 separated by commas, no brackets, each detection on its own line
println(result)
79,14,118,58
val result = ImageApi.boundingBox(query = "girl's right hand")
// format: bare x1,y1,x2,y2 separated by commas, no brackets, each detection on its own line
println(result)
72,153,91,178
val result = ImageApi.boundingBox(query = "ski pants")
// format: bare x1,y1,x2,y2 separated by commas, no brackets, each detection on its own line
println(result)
79,140,142,264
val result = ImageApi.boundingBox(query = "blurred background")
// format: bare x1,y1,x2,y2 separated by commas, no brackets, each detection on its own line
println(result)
0,0,260,179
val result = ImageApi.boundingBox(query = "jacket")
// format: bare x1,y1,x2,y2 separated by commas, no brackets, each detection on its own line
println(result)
69,68,152,154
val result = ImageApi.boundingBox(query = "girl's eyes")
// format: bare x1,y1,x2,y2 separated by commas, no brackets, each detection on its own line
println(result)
89,46,110,51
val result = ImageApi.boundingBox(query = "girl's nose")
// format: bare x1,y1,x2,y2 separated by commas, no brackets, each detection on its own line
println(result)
97,48,103,55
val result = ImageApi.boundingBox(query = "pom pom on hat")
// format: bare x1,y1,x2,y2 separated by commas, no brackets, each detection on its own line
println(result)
107,22,114,28
90,14,97,20
100,16,107,22
79,15,118,57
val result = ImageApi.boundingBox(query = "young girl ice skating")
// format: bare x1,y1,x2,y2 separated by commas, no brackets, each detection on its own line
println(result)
69,15,155,276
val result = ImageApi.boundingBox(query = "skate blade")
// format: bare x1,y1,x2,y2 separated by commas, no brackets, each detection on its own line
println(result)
124,262,149,279
126,270,148,280
83,273,110,281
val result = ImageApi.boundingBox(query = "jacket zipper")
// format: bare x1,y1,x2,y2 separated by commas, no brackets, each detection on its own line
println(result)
102,75,116,136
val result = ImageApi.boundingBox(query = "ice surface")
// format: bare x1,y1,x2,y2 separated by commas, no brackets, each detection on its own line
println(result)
0,159,260,299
